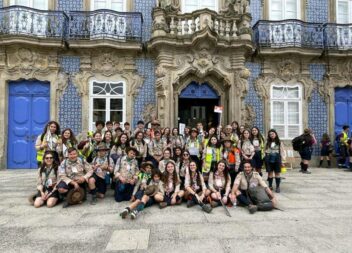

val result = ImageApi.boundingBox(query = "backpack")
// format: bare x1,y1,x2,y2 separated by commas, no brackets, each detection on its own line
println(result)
292,135,306,151
248,186,274,211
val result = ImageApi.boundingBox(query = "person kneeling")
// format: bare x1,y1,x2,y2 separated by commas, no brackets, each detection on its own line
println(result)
230,161,277,214
207,160,231,208
120,167,164,219
184,161,212,213
114,147,140,202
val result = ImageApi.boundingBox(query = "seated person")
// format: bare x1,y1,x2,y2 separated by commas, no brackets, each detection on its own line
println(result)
57,147,93,208
230,161,277,214
114,147,139,202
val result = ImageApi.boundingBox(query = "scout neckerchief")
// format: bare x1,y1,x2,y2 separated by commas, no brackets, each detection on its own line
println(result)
166,174,174,194
214,170,224,190
190,171,200,191
43,166,54,190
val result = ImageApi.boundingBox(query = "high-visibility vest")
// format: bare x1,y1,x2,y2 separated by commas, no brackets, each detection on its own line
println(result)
36,149,44,163
341,132,348,146
203,146,221,173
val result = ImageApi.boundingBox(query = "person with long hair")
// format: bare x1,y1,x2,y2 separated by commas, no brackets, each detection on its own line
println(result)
172,146,183,169
299,128,316,173
110,133,130,164
202,136,222,178
238,129,255,170
158,161,184,208
35,121,61,165
207,160,231,207
203,127,216,148
82,131,103,163
222,137,241,185
171,127,184,150
178,150,191,187
144,128,152,145
231,121,241,137
158,148,173,173
319,133,332,168
102,130,115,149
185,128,202,169
251,127,265,176
184,161,212,213
162,127,172,150
130,131,147,167
265,129,285,193
59,128,78,161
31,151,60,208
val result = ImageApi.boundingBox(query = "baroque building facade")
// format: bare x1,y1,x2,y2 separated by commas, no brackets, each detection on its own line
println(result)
2,0,352,168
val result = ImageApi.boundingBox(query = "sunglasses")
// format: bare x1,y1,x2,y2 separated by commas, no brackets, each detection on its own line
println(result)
45,157,53,160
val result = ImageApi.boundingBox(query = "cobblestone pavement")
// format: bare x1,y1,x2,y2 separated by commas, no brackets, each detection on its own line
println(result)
0,168,351,253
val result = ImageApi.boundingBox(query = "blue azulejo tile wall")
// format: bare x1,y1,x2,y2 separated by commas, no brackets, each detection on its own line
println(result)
0,0,3,8
133,58,156,126
133,0,156,42
57,0,83,11
250,0,262,26
306,0,328,23
59,56,82,135
244,62,264,132
308,64,328,155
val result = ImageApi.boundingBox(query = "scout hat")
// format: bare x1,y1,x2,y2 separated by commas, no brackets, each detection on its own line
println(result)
141,161,155,170
151,120,160,126
144,185,159,196
126,147,139,156
222,136,234,144
95,143,110,152
190,128,198,134
66,188,85,205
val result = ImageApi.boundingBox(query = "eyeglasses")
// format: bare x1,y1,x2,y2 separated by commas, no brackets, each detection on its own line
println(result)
45,157,53,160
183,154,190,156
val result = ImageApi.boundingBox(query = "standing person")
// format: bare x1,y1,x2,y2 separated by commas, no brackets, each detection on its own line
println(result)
57,147,93,208
185,128,202,169
183,127,191,144
105,121,114,136
207,160,231,208
203,127,216,148
202,136,222,178
123,122,132,138
102,130,115,150
88,143,114,204
338,125,350,168
130,131,147,167
224,125,239,146
158,161,184,208
178,150,191,186
150,120,161,139
196,122,206,144
251,127,265,176
59,128,78,161
95,120,105,134
170,128,184,150
238,129,255,170
114,127,123,143
82,131,103,163
133,120,145,136
162,127,173,150
113,147,139,202
184,161,212,213
35,121,61,166
31,151,60,208
148,130,165,168
110,133,130,164
298,128,317,174
319,133,333,168
222,137,241,185
264,129,285,193
144,128,152,145
158,148,173,173
231,121,241,137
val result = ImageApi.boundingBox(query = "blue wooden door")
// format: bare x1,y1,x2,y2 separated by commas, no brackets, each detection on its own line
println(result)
335,87,352,137
8,81,50,169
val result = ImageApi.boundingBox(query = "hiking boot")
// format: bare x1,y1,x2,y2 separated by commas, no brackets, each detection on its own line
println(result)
210,201,219,208
120,208,130,219
201,204,212,213
276,187,281,193
28,193,37,205
159,202,168,209
248,204,258,214
90,194,97,205
130,210,139,220
302,169,312,174
186,199,195,208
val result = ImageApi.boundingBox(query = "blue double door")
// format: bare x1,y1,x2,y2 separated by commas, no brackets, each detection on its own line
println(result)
335,87,352,138
8,81,50,169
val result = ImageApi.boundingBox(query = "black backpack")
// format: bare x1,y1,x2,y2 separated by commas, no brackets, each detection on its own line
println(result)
292,135,306,151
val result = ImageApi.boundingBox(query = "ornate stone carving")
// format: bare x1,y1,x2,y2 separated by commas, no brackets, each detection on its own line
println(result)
158,0,180,13
73,71,94,96
276,59,299,82
122,72,145,97
56,72,70,101
221,0,250,16
241,104,256,128
234,68,250,97
142,104,157,123
91,53,126,76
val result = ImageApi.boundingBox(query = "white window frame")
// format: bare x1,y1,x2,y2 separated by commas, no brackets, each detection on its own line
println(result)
270,84,303,140
89,80,126,131
268,0,301,20
10,0,48,10
91,0,127,11
336,0,352,23
181,0,219,13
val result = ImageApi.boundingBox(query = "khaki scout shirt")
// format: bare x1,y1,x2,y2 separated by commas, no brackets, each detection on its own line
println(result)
208,171,231,195
58,158,93,184
91,156,114,179
148,139,165,157
37,167,58,191
184,172,206,192
148,180,165,195
114,156,139,180
234,172,268,191
130,140,147,159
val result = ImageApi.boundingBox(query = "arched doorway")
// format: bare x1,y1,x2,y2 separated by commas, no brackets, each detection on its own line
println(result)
178,82,220,129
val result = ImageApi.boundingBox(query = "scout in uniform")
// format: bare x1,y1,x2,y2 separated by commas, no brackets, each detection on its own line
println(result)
114,147,140,202
185,128,202,169
88,143,114,205
57,147,93,208
148,130,165,168
222,137,241,185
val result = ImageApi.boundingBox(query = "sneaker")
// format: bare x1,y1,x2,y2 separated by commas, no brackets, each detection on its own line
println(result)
90,194,97,205
210,201,219,208
201,204,213,213
159,202,168,209
62,202,70,208
120,208,130,219
276,187,281,193
130,210,139,220
302,169,312,174
248,204,258,214
186,199,195,208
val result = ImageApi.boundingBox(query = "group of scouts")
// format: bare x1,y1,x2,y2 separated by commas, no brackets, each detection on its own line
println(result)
30,119,282,218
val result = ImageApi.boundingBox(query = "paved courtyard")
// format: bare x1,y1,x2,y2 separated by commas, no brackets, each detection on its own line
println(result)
0,167,351,253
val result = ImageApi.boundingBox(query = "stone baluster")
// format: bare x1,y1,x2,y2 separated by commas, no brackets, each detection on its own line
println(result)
225,20,230,37
177,17,182,35
191,17,196,34
184,17,189,34
232,21,238,38
170,16,175,35
214,19,219,33
219,20,224,37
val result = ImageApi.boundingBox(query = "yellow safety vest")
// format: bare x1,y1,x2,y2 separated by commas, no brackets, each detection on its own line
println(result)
203,146,221,173
341,132,348,146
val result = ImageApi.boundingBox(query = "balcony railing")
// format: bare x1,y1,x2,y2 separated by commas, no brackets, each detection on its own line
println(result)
324,23,352,50
68,9,143,42
0,5,68,39
253,20,324,49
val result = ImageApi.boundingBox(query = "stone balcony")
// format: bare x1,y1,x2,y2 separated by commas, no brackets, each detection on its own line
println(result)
68,9,143,50
324,23,352,51
0,5,68,47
